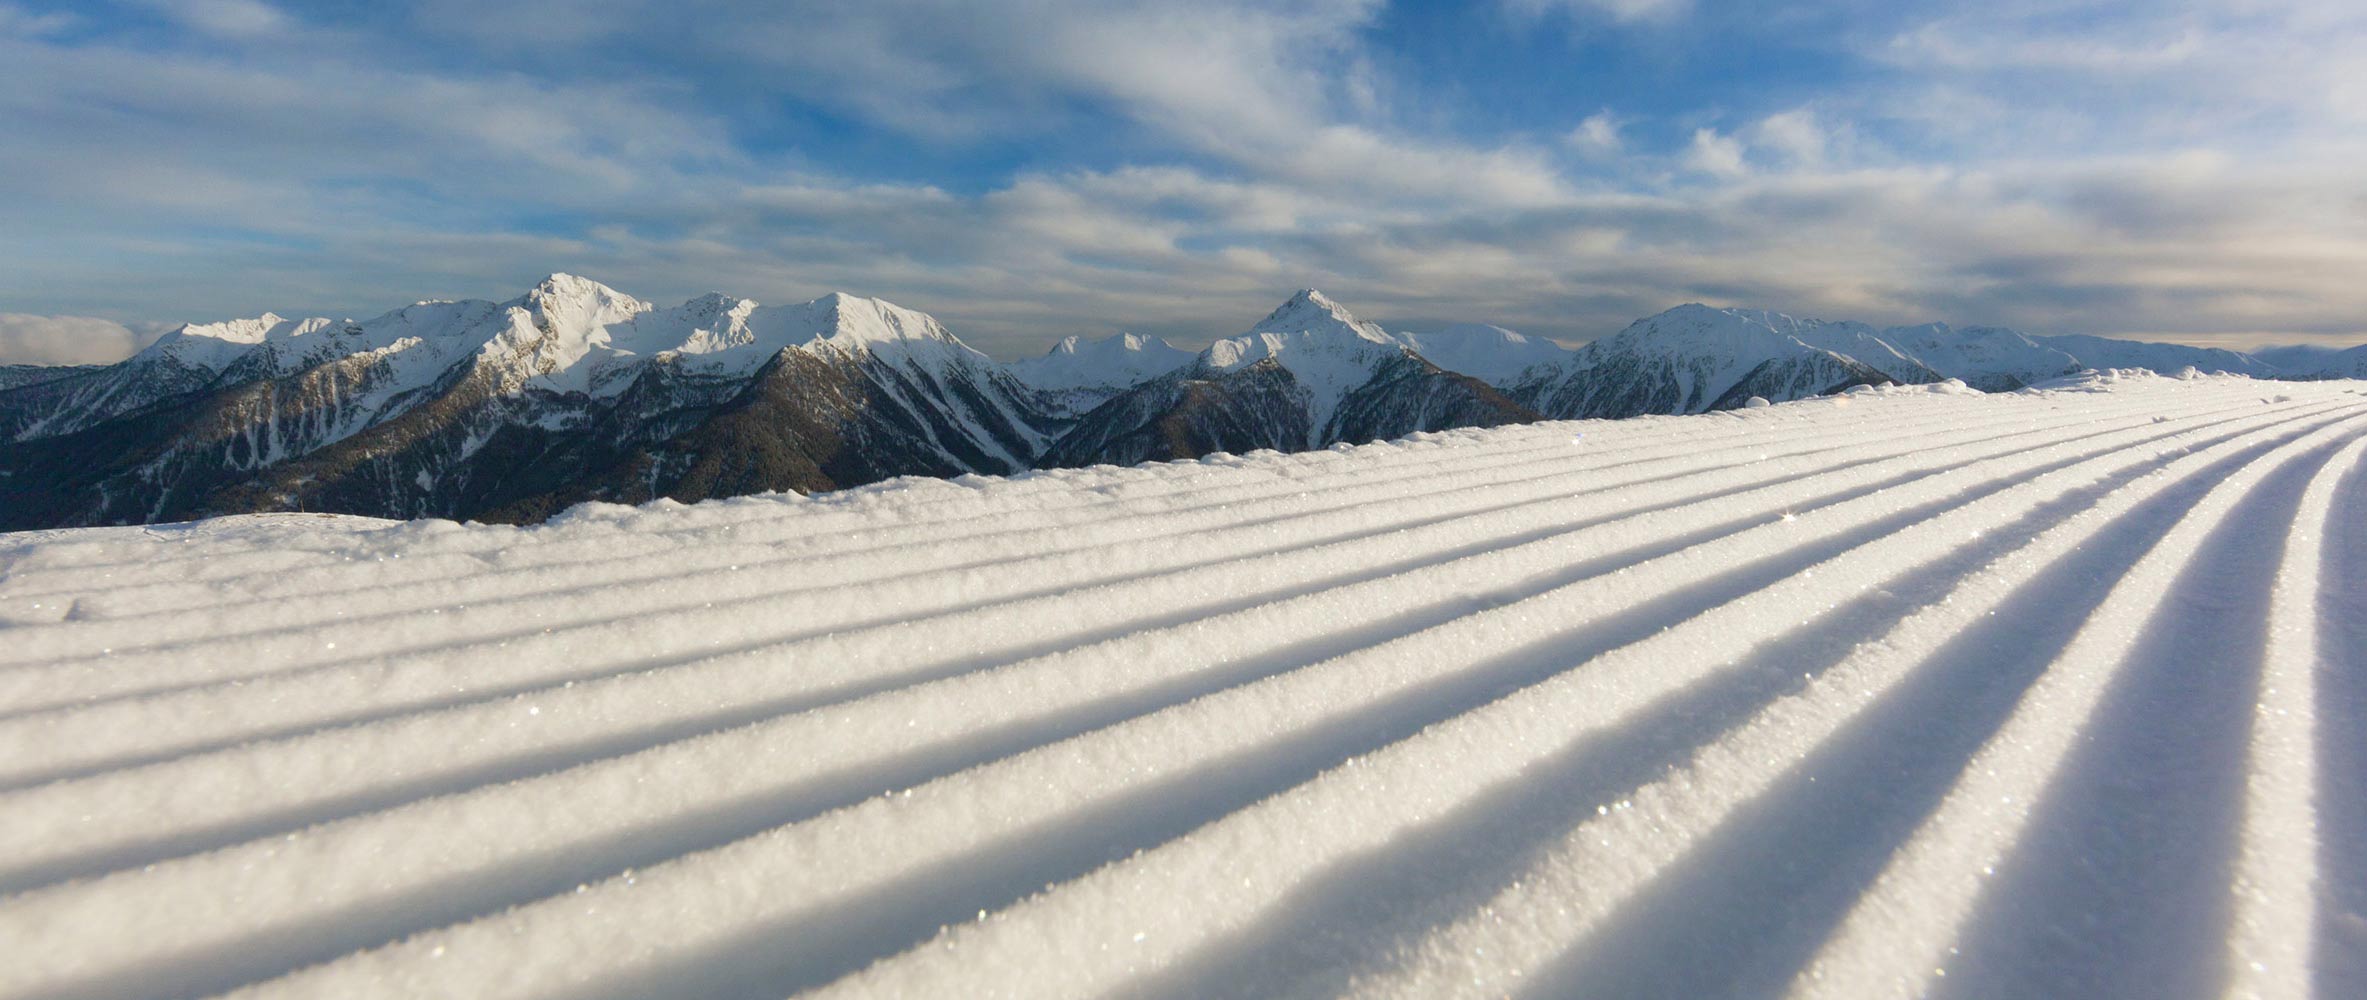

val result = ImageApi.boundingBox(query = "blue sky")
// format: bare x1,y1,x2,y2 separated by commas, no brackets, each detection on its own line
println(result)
2,0,2363,363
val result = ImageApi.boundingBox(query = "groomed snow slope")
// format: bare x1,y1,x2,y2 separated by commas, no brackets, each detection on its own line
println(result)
2,372,2364,1000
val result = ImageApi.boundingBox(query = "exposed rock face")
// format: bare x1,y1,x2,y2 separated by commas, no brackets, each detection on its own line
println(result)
1040,291,1539,467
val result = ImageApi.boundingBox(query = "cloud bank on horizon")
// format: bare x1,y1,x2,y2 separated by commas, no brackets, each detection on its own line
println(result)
0,0,2363,364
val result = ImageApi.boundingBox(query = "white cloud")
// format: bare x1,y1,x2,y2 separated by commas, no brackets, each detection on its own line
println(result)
1867,3,2367,153
0,30,738,224
400,1,1567,211
1750,108,1828,168
139,0,291,39
1683,128,1748,179
0,314,162,365
1566,111,1623,156
16,140,2367,360
1887,21,2205,73
1503,0,1689,24
0,3,73,37
3,0,2366,356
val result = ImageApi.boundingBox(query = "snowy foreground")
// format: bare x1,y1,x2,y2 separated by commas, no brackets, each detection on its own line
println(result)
3,372,2365,1000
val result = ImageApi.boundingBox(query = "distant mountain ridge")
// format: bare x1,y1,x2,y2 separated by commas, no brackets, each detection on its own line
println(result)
1041,290,1538,468
0,279,2339,530
1512,304,2310,420
1006,331,1194,417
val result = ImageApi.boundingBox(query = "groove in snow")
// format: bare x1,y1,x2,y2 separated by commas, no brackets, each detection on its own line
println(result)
0,374,2358,1000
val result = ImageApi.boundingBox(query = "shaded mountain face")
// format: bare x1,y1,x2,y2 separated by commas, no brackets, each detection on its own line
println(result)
0,364,104,392
1037,359,1313,468
2250,344,2345,374
2307,344,2367,379
1039,290,1540,467
1526,305,1905,419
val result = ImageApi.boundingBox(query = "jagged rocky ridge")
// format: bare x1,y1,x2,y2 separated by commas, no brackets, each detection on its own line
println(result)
0,281,2330,529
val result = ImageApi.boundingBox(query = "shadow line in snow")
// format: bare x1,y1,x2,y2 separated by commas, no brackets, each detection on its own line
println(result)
5,405,2213,901
2314,444,2367,997
0,424,1753,678
0,422,1877,727
0,415,2061,795
1520,429,2311,1000
536,418,2204,1000
0,393,2329,995
1123,412,2281,1000
0,467,1804,895
0,396,2147,705
11,428,2053,997
13,414,2082,1000
1926,434,2345,1000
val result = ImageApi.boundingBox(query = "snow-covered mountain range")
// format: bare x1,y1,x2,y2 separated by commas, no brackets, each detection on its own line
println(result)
0,276,1050,528
1040,290,1536,467
1005,331,1194,416
0,277,2344,529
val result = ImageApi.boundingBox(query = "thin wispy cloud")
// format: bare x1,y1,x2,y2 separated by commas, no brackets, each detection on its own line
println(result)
0,0,2360,363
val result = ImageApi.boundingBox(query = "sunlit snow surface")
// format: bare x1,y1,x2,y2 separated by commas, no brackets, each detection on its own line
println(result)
3,372,2364,1000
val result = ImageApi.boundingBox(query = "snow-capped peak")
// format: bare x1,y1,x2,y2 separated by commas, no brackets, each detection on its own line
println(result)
1268,288,1347,320
135,313,342,372
611,293,762,359
677,291,748,317
1044,331,1175,357
188,312,287,344
1010,331,1192,394
1595,305,1928,378
466,275,656,393
1243,289,1395,344
1045,331,1188,363
1200,290,1418,441
788,291,965,356
1209,289,1400,371
531,272,629,298
1596,304,1839,360
164,312,344,346
516,273,652,330
1396,323,1571,385
464,282,995,395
